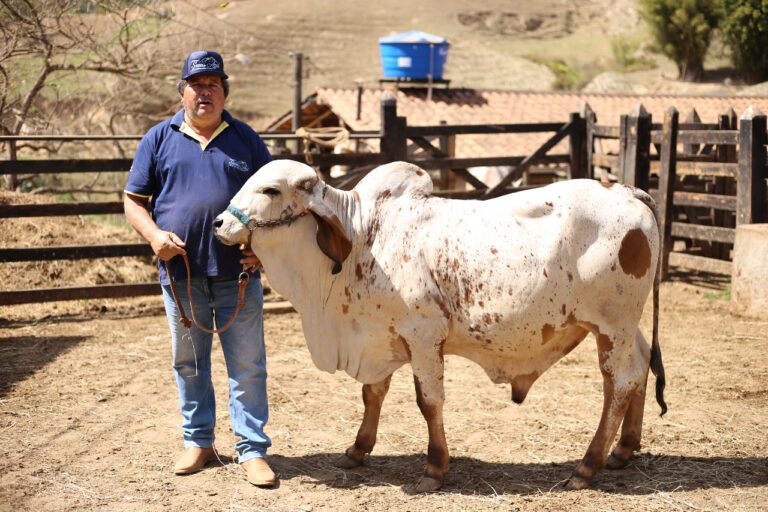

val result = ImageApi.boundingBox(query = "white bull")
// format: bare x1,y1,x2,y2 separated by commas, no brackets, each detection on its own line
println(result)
213,160,667,492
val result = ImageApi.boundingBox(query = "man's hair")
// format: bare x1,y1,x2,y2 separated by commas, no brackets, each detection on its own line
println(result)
177,77,229,97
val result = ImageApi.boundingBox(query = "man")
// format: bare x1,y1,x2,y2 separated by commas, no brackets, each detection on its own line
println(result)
124,51,275,487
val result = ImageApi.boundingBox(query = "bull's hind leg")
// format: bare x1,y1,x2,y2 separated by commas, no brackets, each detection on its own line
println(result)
567,330,646,490
411,347,449,492
336,375,392,469
606,379,647,469
607,329,651,469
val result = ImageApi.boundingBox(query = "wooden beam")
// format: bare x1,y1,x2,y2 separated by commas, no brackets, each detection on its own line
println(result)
0,243,152,262
480,121,573,199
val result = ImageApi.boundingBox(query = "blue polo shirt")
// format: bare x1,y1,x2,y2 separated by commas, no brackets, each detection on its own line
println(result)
126,108,272,285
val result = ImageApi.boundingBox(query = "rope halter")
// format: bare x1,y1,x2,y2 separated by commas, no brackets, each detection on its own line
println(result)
227,204,308,231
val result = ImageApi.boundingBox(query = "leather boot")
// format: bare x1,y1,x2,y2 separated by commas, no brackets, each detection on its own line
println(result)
173,446,214,475
241,457,276,487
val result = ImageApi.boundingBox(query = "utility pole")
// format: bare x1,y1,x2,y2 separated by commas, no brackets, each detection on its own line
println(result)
291,52,303,154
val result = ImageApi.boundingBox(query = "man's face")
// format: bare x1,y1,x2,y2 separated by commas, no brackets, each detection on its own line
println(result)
181,74,226,127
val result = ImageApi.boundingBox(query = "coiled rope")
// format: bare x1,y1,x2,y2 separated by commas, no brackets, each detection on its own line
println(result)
295,126,350,165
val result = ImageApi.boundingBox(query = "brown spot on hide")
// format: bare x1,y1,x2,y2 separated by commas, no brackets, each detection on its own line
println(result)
376,304,381,310
478,301,485,308
483,313,492,324
388,326,395,334
403,254,410,262
416,170,425,176
596,332,614,354
379,189,391,200
600,181,616,189
490,246,498,255
561,304,566,315
543,268,548,278
567,272,573,282
342,304,349,314
541,323,555,345
355,263,363,281
618,228,651,278
511,371,539,404
545,201,553,207
344,286,351,299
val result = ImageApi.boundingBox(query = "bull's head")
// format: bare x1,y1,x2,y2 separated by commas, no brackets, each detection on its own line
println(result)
214,160,352,274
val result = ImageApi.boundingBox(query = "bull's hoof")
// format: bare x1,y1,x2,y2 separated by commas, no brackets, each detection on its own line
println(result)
335,452,364,469
605,453,629,470
415,475,443,492
564,473,591,490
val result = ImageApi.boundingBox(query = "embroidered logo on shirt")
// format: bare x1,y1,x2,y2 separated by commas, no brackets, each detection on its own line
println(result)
189,56,221,73
228,159,250,173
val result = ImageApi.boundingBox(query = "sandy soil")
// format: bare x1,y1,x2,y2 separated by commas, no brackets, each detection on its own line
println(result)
1,265,767,511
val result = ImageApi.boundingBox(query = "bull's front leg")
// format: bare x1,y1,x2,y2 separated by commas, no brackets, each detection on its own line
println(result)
336,375,392,469
411,344,449,492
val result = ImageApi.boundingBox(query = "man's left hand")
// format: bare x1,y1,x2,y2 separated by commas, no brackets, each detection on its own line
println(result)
239,244,261,273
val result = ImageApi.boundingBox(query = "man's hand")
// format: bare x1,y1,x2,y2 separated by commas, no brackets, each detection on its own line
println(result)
239,244,261,273
150,230,187,261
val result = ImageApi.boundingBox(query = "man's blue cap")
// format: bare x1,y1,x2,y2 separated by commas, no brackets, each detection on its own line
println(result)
181,51,228,80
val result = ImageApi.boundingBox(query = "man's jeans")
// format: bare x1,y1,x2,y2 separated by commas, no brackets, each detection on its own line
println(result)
161,275,270,463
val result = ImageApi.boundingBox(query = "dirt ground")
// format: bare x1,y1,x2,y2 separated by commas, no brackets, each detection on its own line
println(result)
1,193,768,511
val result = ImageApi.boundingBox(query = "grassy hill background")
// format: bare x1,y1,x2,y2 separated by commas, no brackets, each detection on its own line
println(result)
121,0,751,129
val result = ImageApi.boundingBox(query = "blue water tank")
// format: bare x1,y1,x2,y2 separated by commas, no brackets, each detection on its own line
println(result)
379,30,450,80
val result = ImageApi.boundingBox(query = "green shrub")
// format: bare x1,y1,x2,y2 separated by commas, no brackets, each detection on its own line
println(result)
718,0,768,82
526,56,597,91
611,34,658,72
639,0,719,81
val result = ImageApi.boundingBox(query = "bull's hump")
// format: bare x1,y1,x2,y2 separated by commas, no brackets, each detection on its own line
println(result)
356,162,433,202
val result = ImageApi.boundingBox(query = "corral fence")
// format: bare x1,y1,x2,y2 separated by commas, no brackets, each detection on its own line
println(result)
1,95,766,305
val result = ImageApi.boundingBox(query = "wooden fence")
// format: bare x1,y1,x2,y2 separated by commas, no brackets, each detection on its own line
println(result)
2,96,766,305
587,103,767,277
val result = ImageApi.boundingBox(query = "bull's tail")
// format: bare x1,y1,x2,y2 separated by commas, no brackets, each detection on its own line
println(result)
650,255,667,416
632,187,668,417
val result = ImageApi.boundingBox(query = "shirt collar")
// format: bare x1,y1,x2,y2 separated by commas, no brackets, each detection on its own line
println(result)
173,109,232,149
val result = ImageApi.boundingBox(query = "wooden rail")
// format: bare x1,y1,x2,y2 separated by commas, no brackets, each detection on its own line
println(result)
4,98,768,306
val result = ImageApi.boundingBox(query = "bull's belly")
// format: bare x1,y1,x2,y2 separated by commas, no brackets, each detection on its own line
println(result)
444,318,590,395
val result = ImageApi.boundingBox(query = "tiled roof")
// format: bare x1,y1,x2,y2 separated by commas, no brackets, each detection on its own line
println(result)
279,86,768,159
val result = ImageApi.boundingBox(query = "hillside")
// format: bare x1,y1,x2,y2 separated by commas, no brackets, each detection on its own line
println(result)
151,0,750,129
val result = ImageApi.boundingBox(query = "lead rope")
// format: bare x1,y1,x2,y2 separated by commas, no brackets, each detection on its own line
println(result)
164,253,250,334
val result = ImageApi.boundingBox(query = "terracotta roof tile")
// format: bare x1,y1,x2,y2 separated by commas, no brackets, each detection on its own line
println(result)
295,87,768,159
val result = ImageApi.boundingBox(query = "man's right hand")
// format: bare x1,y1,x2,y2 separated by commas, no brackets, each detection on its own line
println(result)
150,230,187,261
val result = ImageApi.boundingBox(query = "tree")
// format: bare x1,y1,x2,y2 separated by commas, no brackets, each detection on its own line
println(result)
718,0,768,82
638,0,719,81
0,0,179,190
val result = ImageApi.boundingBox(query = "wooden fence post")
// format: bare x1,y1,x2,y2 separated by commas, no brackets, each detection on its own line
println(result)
683,107,701,155
568,111,587,179
581,102,596,180
714,108,738,259
621,104,652,190
438,119,456,189
737,106,767,225
380,91,398,162
657,107,679,281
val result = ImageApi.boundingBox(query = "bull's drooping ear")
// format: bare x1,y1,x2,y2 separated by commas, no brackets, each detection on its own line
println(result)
309,204,352,274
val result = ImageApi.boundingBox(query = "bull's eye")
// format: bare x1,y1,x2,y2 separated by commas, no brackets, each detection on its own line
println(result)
263,188,281,197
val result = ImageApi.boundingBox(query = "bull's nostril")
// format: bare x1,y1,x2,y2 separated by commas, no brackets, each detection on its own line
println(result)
213,217,223,229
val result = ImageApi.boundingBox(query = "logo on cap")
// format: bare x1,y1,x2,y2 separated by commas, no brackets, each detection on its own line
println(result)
189,56,221,73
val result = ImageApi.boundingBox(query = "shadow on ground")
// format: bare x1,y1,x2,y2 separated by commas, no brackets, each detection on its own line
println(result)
0,334,89,397
268,452,768,496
